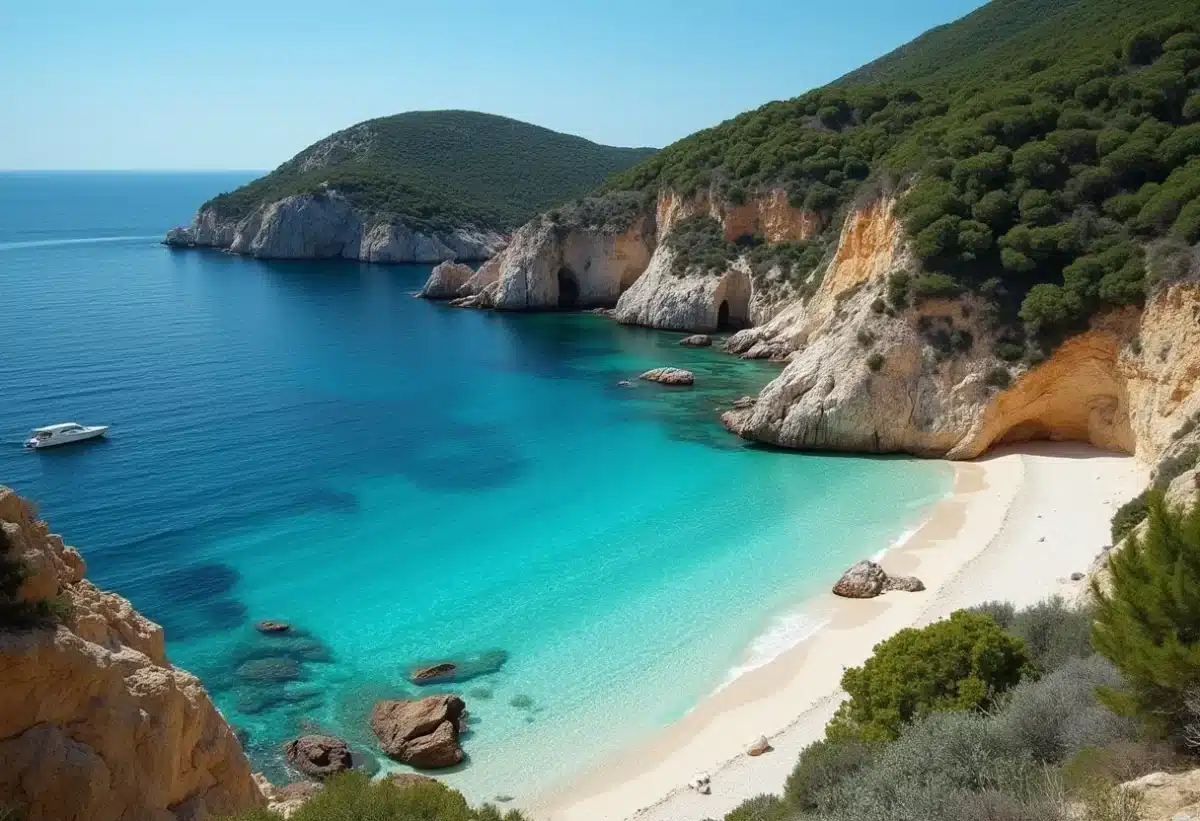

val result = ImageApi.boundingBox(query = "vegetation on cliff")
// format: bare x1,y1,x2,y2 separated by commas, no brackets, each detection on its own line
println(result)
203,111,655,233
604,0,1200,354
0,527,69,628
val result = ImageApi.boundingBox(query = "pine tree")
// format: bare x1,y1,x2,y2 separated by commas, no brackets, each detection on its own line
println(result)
1092,493,1200,737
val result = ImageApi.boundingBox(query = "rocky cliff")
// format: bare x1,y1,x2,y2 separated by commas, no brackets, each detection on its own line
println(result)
722,196,1200,463
165,194,506,264
0,486,265,821
445,186,819,324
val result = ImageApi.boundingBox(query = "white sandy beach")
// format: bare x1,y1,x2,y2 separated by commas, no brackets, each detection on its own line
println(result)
531,442,1148,821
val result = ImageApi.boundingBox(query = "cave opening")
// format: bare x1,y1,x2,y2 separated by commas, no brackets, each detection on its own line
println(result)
717,299,731,330
557,268,580,308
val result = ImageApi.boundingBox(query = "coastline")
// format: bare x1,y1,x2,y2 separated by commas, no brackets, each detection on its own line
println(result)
531,441,1147,821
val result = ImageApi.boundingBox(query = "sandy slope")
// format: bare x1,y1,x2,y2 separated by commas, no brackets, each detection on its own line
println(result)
532,442,1146,821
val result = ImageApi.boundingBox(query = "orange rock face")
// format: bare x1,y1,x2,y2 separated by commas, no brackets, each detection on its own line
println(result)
0,487,265,821
656,188,821,243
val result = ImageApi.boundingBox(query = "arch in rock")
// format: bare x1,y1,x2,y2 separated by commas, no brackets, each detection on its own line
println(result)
557,268,580,308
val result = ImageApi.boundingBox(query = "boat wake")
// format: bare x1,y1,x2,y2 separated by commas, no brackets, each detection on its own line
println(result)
0,235,160,252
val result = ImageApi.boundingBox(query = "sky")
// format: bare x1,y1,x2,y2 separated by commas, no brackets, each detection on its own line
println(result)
1,0,988,170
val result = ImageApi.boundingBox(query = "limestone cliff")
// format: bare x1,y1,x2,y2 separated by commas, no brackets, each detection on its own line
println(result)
0,486,265,821
165,194,505,264
446,186,817,324
723,195,1200,463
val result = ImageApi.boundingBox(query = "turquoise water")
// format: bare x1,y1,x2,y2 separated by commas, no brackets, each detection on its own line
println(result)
0,172,950,801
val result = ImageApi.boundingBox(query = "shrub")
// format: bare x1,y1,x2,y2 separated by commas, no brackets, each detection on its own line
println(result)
0,528,65,630
911,273,961,300
783,736,882,811
856,328,876,347
224,772,526,821
1109,489,1153,544
985,366,1013,389
886,270,911,308
866,352,885,372
1008,597,1096,673
871,297,886,314
990,655,1137,763
722,794,788,821
664,216,737,276
995,341,1025,362
1093,495,1200,740
1064,739,1183,788
830,610,1031,741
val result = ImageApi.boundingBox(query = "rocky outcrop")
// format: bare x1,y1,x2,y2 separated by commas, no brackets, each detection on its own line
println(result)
656,187,821,243
722,195,1200,462
0,486,265,821
164,195,505,264
420,262,474,300
369,695,466,769
614,246,752,332
283,735,352,780
639,368,695,386
680,334,712,347
831,560,925,598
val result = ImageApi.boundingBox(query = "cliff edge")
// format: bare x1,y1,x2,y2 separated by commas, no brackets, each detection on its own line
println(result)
0,486,265,821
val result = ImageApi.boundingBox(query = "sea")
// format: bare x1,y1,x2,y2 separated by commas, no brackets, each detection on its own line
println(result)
0,171,951,801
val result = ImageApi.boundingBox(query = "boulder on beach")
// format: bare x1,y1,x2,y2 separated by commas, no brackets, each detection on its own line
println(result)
746,735,771,756
832,560,924,599
679,334,712,347
370,695,466,769
638,367,695,386
284,735,353,780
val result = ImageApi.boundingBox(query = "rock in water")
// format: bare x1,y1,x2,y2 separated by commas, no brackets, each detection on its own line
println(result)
421,261,474,300
680,334,712,347
410,662,458,684
370,695,466,769
256,620,291,633
831,560,925,598
638,367,695,386
746,736,771,756
284,735,353,780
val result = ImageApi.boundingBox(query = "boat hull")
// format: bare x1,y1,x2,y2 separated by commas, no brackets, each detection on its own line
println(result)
26,427,108,449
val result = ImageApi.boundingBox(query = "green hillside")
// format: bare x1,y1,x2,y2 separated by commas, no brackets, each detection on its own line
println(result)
203,110,656,233
607,0,1200,356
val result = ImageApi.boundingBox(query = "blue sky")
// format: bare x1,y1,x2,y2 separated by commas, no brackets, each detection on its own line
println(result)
2,0,986,170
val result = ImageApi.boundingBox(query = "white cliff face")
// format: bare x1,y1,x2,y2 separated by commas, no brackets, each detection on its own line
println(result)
614,246,752,332
483,215,656,310
165,194,505,264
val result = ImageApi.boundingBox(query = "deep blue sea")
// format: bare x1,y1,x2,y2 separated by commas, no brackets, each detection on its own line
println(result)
0,172,950,801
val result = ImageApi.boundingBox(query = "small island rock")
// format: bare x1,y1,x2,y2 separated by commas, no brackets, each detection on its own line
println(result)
679,334,712,347
421,261,474,300
638,367,695,386
370,695,466,769
284,735,353,780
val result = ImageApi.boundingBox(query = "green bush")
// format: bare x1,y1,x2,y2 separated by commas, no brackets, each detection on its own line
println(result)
829,610,1031,741
1109,489,1154,544
783,736,883,811
223,772,526,821
664,216,737,276
0,528,66,630
1093,494,1200,739
985,366,1013,389
866,352,885,372
995,341,1026,362
721,794,789,821
911,273,961,299
1007,597,1097,673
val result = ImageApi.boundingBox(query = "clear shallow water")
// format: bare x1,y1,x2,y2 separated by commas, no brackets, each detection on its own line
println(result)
0,172,950,801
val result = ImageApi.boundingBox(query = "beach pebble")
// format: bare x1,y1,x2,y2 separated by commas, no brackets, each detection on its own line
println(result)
688,772,711,794
746,735,771,756
1038,536,1046,542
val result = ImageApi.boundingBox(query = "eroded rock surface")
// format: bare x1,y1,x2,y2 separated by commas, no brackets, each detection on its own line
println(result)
639,368,695,386
369,695,466,769
284,735,353,780
421,262,475,300
0,486,265,821
832,560,924,599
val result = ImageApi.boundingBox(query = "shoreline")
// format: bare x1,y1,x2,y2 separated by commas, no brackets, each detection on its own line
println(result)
530,442,1147,821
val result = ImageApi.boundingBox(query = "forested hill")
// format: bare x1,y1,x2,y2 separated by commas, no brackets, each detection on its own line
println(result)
202,111,656,233
606,0,1200,356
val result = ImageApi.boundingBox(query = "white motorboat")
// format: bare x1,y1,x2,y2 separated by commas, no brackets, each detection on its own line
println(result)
25,422,109,449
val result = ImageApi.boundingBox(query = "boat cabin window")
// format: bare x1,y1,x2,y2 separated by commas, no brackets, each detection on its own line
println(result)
36,431,52,439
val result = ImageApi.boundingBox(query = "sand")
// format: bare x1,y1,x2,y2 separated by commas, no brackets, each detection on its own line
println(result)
532,442,1147,821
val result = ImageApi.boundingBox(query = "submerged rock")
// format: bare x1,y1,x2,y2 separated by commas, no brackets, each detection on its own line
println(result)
284,735,353,780
256,620,291,634
680,334,713,347
638,367,695,386
236,657,303,682
408,649,507,686
832,560,924,599
370,695,466,769
410,662,458,685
